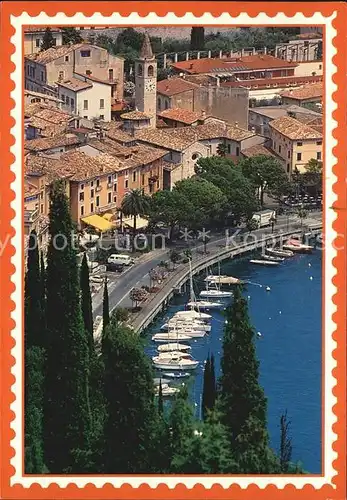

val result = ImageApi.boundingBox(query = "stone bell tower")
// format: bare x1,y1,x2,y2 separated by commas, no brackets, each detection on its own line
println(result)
134,33,157,128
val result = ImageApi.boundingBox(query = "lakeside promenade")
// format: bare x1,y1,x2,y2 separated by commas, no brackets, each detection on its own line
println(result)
92,211,322,333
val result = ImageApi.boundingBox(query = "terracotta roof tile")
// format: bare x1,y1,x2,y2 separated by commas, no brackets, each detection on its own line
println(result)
139,33,154,59
25,133,81,152
157,78,198,96
241,144,277,159
269,116,323,140
280,82,323,100
26,44,84,64
103,122,135,144
57,77,92,91
74,72,113,86
158,108,204,125
120,110,152,120
24,180,40,197
222,75,322,90
58,150,121,181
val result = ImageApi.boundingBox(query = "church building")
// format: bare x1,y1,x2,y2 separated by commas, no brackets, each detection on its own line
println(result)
134,33,157,128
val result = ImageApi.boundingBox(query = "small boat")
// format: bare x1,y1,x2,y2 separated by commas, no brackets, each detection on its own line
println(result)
187,300,224,309
283,239,314,253
261,254,285,262
151,333,193,343
265,248,294,258
167,328,206,338
175,310,212,321
155,383,180,396
200,289,233,298
152,352,199,371
158,343,191,352
209,276,241,285
161,320,211,333
249,259,279,266
204,274,228,282
164,372,191,379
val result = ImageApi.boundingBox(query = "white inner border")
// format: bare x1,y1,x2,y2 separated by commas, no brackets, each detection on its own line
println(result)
10,11,337,489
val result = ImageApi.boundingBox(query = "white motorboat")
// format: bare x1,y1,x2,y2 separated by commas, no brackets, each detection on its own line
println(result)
249,259,279,266
283,239,314,253
204,274,228,282
265,248,294,258
161,319,211,332
261,254,285,262
158,343,191,353
200,289,233,298
151,333,193,343
167,328,206,338
164,372,190,379
174,310,212,321
187,300,224,309
206,275,241,285
152,352,199,371
155,383,180,396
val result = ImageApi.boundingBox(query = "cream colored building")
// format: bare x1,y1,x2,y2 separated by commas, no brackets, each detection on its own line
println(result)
269,116,322,177
57,74,112,121
294,61,323,77
25,43,124,101
24,27,63,55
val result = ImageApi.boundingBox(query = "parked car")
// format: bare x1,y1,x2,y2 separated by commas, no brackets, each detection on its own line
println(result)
107,254,134,266
107,262,125,273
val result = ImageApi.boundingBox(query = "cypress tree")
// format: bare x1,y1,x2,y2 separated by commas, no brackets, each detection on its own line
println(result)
279,410,292,473
25,230,43,348
158,379,164,415
102,278,110,334
24,346,45,473
43,181,92,473
202,353,217,420
102,320,158,473
80,253,94,352
41,27,56,51
40,252,46,346
219,284,274,473
190,27,205,50
210,353,216,408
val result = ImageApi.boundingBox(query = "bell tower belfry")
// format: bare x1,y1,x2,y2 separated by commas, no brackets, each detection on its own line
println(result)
134,33,157,128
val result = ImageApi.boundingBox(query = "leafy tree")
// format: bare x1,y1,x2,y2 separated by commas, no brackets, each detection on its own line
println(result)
95,34,117,54
102,320,159,472
195,156,258,223
157,67,173,81
169,249,181,270
41,28,56,51
102,278,110,335
240,155,291,206
110,307,129,324
279,410,292,473
129,287,148,309
302,158,322,196
117,27,144,52
44,181,92,473
201,353,216,420
148,189,194,239
25,230,43,348
190,27,205,50
61,27,83,45
80,253,94,352
121,189,151,244
219,285,274,473
217,142,228,157
246,217,258,233
25,346,46,473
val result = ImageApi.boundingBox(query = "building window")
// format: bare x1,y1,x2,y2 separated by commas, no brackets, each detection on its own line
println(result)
90,203,94,213
86,69,92,75
96,179,100,188
35,38,40,48
81,50,91,57
108,69,114,81
125,179,129,189
91,189,94,198
297,141,303,146
157,97,161,111
66,96,70,105
279,145,281,154
100,114,104,120
79,192,84,202
192,153,199,161
273,142,276,150
148,65,154,77
71,98,74,108
142,174,145,185
65,55,69,62
137,64,143,76
40,204,44,213
83,116,88,119
108,192,112,204
297,152,302,161
108,175,112,184
317,152,322,160
40,71,44,81
227,144,231,154
287,150,290,158
114,183,117,192
80,184,84,190
316,140,322,145
113,195,117,203
83,100,88,110
58,71,64,80
165,101,169,110
319,64,322,70
53,38,57,46
287,164,290,173
100,99,105,109
236,146,240,156
133,171,136,182
80,206,84,216
96,196,100,207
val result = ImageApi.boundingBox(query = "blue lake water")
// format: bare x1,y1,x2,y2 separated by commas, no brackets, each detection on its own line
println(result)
144,249,322,473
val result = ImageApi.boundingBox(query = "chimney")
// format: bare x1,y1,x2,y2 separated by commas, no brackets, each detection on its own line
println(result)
235,121,239,128
201,109,206,120
190,63,193,69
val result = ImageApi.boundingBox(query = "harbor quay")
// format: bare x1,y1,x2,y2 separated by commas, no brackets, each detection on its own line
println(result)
113,222,322,335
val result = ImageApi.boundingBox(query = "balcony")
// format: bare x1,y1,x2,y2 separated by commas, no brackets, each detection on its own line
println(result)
107,182,113,189
95,201,118,214
96,185,102,192
24,209,39,224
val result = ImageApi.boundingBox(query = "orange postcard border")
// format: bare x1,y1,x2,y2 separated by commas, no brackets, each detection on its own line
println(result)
0,2,346,500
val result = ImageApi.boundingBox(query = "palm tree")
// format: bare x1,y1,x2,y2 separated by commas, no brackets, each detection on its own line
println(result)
121,189,150,247
217,143,228,157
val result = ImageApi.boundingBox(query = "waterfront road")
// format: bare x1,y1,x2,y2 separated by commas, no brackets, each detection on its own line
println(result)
92,211,322,320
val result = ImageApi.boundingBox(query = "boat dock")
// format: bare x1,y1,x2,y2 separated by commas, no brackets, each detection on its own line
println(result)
129,227,322,334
